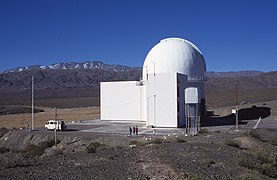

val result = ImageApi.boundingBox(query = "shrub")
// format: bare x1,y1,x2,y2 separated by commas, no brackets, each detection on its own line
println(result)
207,159,216,167
108,156,114,160
86,142,102,153
176,138,186,143
0,147,10,154
23,144,44,157
245,130,262,141
22,138,61,157
0,128,9,138
189,175,201,180
150,138,163,144
208,160,216,165
3,154,29,169
129,140,138,145
38,138,60,149
239,151,277,178
116,146,123,149
224,139,240,148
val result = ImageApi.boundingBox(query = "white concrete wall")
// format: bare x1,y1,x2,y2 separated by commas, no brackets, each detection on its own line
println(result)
101,81,143,121
144,73,186,127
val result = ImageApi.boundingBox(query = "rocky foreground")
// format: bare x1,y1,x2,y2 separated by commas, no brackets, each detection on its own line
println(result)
0,128,276,180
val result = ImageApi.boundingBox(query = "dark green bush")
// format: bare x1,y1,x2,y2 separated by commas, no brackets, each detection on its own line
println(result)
208,160,216,165
23,144,44,157
0,147,10,154
38,138,60,149
23,138,61,157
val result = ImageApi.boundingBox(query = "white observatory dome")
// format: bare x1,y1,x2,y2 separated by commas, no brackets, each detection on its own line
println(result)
143,37,206,81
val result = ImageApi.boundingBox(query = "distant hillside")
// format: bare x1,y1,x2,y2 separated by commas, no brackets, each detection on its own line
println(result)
0,61,276,90
0,61,276,108
0,69,141,89
206,71,277,90
205,71,263,78
205,71,277,108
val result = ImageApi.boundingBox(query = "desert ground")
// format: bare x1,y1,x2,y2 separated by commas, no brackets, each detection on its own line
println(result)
0,106,100,129
0,122,277,179
0,86,277,179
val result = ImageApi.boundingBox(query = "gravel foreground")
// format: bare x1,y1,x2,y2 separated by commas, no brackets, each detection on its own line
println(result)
0,128,277,180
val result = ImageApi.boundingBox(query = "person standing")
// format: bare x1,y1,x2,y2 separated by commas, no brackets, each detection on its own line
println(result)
129,127,132,136
133,126,136,135
135,126,138,135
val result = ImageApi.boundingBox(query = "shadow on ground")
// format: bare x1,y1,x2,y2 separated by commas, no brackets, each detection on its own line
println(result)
202,106,271,127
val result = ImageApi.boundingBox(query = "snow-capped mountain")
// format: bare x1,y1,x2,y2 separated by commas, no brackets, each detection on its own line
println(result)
0,60,276,90
3,61,140,73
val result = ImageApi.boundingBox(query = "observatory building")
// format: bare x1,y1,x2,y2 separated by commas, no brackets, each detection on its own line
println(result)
101,37,206,130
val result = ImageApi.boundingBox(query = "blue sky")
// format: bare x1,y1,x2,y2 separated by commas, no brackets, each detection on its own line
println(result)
0,0,276,72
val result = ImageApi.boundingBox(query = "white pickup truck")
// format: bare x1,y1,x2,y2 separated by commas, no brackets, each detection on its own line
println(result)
45,120,67,131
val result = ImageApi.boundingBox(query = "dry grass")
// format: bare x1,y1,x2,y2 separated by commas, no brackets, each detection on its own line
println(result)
0,106,100,129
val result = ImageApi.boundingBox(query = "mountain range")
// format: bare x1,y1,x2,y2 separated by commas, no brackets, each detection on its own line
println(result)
2,61,140,74
1,61,265,78
0,61,276,90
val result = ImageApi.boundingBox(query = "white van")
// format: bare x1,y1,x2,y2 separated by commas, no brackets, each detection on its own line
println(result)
45,120,67,131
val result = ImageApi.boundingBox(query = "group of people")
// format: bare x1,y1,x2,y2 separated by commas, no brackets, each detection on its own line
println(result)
128,126,139,136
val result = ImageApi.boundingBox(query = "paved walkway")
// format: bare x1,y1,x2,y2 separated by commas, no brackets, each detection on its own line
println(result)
70,119,189,136
67,116,276,136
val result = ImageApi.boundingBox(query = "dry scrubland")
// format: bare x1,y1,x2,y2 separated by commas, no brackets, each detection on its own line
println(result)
0,107,100,129
0,86,277,129
0,128,277,179
0,85,277,179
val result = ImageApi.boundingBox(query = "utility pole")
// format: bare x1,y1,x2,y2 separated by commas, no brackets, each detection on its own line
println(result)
236,80,238,106
54,107,57,146
31,76,35,131
235,80,239,131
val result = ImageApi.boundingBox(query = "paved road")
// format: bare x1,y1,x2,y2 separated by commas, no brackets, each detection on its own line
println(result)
31,117,276,138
